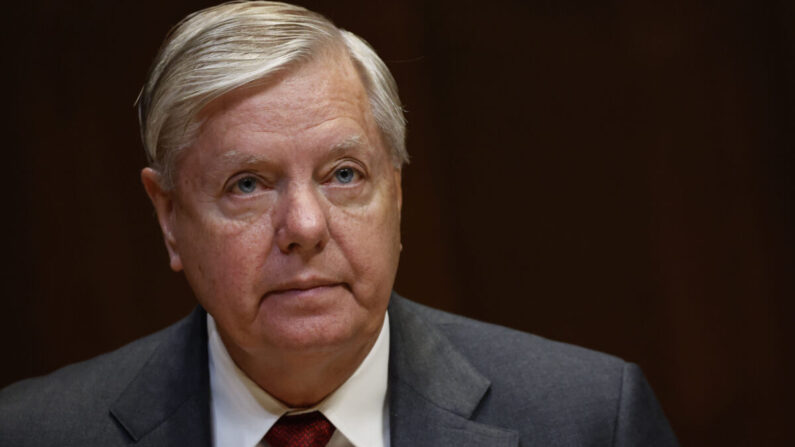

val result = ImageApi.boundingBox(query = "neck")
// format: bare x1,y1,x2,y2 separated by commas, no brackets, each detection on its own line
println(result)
218,325,382,408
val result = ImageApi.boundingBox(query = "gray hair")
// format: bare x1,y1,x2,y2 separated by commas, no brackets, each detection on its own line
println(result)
137,0,407,188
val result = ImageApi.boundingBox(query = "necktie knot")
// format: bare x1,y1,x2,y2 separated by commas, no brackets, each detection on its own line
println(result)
265,411,335,447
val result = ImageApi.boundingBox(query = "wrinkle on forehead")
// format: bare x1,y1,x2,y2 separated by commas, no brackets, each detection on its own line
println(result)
198,47,370,133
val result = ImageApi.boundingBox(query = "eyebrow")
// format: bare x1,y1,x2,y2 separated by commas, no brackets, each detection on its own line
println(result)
216,135,367,167
219,150,272,167
329,135,364,155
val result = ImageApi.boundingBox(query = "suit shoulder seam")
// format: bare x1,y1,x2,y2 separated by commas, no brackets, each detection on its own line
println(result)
610,362,631,447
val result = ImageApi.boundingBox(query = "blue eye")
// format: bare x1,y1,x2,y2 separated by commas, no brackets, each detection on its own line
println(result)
334,167,356,184
236,176,258,193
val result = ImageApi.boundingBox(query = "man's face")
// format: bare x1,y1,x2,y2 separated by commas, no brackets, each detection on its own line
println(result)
144,50,402,358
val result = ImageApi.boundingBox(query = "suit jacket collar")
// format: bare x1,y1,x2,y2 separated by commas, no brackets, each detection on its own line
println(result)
108,296,518,446
387,294,519,447
110,306,212,446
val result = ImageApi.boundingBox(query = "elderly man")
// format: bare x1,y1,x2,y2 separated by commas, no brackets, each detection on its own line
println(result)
0,1,677,446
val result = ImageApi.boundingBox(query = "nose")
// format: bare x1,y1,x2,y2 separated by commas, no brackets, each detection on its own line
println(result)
274,183,330,255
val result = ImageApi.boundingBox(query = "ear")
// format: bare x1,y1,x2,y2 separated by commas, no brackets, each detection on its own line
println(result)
393,167,402,214
393,167,403,253
141,168,183,271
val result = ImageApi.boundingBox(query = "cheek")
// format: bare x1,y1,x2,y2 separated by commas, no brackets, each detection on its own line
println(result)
330,186,401,302
176,211,274,310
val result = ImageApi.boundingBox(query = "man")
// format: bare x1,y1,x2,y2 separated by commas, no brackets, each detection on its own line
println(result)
0,1,677,446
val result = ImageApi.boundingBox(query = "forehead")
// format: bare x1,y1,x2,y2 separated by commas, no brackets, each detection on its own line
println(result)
198,50,373,140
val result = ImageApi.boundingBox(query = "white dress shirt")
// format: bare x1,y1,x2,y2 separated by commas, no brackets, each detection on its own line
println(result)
208,313,391,447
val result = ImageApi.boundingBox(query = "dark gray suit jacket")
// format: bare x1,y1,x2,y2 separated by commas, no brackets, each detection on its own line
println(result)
0,294,678,446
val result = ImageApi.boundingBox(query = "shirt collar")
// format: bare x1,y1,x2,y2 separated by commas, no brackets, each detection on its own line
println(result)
208,313,390,447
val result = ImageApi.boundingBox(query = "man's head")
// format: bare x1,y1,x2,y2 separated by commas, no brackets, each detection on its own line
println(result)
138,0,405,397
137,0,408,189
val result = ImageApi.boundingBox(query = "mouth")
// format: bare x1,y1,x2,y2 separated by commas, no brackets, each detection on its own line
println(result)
264,279,347,299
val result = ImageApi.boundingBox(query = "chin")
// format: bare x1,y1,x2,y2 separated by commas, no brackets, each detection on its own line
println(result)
254,311,370,353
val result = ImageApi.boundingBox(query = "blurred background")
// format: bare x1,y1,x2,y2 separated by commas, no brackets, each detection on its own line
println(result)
2,0,793,445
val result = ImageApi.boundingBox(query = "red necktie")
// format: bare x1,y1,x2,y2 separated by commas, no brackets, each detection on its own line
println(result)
265,411,336,447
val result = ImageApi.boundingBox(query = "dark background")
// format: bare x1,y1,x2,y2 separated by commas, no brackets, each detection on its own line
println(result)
2,0,793,445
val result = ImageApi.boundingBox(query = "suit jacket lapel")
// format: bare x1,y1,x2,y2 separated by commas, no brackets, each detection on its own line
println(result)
109,307,212,446
387,295,519,447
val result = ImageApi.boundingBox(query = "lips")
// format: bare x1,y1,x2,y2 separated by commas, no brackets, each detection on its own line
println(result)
264,278,346,298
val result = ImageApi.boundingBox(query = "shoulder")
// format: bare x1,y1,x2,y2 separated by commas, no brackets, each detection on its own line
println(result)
389,295,678,445
0,311,196,445
392,295,626,381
